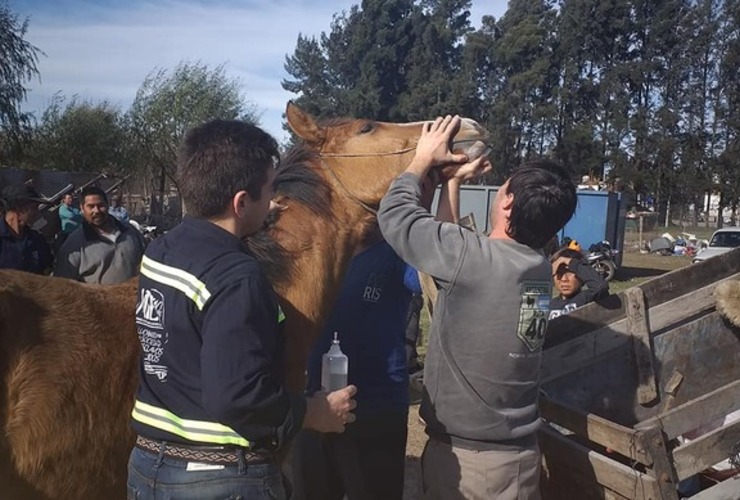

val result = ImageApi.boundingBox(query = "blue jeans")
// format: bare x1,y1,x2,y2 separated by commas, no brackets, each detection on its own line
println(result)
127,446,287,500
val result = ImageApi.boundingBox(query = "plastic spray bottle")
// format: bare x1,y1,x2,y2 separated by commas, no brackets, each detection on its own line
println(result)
321,332,348,392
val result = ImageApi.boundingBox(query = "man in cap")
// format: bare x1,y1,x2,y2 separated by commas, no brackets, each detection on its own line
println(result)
0,183,53,274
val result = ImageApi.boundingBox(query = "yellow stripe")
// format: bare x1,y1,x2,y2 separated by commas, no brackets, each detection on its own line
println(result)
140,256,211,310
132,400,250,447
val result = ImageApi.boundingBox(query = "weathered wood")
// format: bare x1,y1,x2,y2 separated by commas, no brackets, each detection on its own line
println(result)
690,474,740,499
652,312,740,409
635,380,740,440
640,425,680,499
541,322,630,383
540,396,651,465
542,274,739,384
539,425,660,500
626,288,659,406
673,417,740,480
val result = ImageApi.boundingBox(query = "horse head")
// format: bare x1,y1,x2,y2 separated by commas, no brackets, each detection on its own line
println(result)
285,101,489,212
254,102,489,390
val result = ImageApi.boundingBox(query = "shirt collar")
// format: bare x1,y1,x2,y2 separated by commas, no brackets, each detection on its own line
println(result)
81,216,128,242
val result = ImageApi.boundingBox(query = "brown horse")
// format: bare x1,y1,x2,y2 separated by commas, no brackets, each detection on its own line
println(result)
0,103,488,499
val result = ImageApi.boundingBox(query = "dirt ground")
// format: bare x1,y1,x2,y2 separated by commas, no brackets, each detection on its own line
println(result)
401,228,700,498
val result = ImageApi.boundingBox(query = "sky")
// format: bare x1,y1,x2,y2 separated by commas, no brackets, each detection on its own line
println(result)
14,0,508,143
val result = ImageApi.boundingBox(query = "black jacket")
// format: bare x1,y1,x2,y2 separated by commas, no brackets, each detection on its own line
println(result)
131,216,305,452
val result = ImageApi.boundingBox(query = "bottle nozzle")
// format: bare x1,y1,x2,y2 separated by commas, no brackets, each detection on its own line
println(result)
333,331,339,344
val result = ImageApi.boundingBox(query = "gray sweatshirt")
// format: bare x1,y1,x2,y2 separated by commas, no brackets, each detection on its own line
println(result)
54,218,145,284
378,173,552,449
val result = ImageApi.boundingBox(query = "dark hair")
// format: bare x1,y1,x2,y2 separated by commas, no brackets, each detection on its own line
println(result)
177,119,279,218
549,248,584,263
506,159,577,249
79,186,108,205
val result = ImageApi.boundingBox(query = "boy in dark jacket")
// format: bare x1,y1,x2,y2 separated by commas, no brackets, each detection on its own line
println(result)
549,248,609,319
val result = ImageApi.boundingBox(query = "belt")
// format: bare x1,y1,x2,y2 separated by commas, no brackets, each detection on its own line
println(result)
135,435,273,466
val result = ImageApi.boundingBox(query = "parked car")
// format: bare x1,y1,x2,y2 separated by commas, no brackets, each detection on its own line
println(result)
692,227,740,263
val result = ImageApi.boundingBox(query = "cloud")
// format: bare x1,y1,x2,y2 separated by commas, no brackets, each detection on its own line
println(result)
19,0,504,142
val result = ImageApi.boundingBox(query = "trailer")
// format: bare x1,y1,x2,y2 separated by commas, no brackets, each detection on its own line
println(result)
540,248,740,499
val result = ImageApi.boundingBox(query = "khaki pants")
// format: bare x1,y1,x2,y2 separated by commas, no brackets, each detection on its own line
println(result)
421,438,541,500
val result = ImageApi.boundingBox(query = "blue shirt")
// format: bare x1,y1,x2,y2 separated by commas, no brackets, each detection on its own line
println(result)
109,206,129,223
307,240,412,414
0,218,53,274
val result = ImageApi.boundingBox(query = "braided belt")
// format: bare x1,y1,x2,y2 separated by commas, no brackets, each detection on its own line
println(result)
135,436,272,466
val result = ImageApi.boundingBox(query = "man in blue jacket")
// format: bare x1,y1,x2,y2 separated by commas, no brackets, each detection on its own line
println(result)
295,224,417,500
127,120,357,500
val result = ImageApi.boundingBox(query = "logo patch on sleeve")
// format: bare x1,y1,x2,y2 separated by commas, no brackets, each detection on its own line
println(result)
517,281,552,352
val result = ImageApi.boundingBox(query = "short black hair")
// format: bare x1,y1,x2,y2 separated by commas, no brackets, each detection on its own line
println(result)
506,159,577,249
177,119,279,218
79,186,108,205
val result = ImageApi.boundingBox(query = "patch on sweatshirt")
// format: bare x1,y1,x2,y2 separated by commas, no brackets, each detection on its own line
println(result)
517,281,552,352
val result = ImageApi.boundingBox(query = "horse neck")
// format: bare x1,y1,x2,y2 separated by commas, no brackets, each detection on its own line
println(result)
274,198,372,391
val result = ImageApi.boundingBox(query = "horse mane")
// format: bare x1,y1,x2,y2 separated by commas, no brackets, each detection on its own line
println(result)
246,142,333,285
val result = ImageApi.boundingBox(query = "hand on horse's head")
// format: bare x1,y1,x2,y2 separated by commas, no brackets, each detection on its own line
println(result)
407,115,469,178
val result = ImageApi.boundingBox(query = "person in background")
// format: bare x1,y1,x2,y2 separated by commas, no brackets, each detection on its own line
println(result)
127,119,356,500
0,184,53,274
378,115,577,500
109,196,129,223
54,186,145,284
294,224,415,500
549,248,609,319
58,192,82,235
55,192,83,253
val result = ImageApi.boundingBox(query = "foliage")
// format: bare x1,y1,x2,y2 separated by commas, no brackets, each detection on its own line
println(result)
127,61,259,209
22,94,126,172
0,1,42,162
282,0,740,223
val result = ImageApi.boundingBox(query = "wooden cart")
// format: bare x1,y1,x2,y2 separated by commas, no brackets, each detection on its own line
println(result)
540,249,740,499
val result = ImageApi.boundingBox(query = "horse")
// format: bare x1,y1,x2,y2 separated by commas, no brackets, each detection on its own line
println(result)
0,102,489,499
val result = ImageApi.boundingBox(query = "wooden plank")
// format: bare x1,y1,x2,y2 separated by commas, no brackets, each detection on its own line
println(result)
635,380,740,440
545,249,740,348
673,417,740,480
689,475,740,499
539,425,660,500
625,288,659,406
640,425,680,499
540,396,651,465
652,312,740,408
541,322,630,383
542,274,739,383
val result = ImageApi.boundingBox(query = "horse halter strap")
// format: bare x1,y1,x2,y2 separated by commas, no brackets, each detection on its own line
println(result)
318,146,417,216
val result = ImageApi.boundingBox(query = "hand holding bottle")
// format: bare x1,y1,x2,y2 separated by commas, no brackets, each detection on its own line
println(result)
303,385,357,433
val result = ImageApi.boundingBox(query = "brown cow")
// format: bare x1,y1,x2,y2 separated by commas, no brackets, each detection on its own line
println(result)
0,103,489,499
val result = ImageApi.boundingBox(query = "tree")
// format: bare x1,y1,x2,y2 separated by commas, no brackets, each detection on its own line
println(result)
23,94,126,172
0,2,42,162
127,61,259,213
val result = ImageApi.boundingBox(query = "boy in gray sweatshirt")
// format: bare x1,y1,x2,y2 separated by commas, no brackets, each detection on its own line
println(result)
378,115,577,500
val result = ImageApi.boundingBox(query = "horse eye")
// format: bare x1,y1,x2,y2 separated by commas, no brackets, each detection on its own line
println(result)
359,122,375,134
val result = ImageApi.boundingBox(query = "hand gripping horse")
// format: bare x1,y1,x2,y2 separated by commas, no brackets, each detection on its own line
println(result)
0,102,489,499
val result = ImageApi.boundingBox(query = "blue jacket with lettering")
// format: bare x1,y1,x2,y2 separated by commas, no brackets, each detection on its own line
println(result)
131,216,306,452
306,240,412,415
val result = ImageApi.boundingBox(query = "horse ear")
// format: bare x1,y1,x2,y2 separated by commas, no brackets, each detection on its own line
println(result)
286,102,325,146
